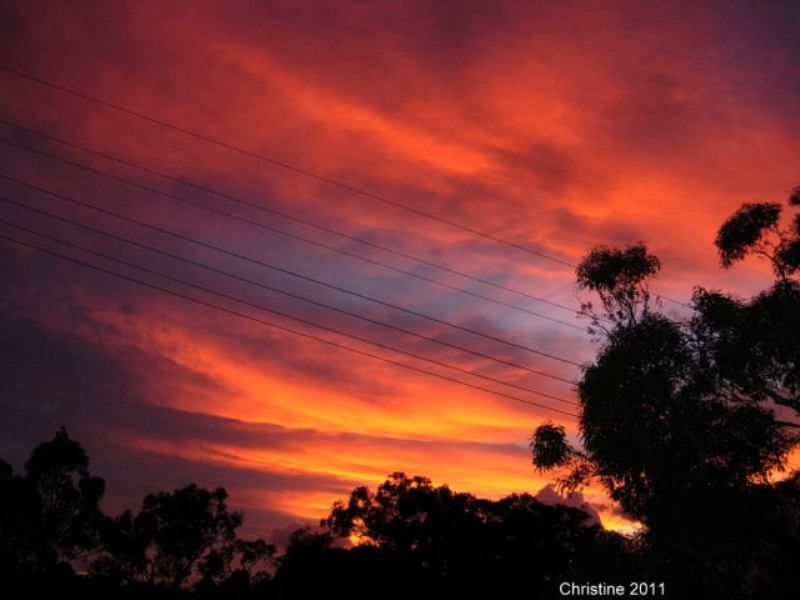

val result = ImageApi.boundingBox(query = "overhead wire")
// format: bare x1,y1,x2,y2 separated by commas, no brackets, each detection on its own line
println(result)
0,66,690,315
0,130,587,331
0,172,583,368
0,68,693,308
0,66,576,265
0,194,577,387
0,117,586,318
0,224,579,417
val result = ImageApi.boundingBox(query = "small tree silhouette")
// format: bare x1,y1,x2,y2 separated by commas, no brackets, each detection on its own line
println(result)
95,483,275,591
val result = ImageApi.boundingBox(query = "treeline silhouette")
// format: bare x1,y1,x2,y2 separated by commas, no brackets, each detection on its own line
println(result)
3,192,800,599
0,430,629,599
0,428,268,599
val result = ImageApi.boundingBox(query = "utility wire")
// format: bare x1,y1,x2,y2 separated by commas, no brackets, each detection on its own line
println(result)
0,195,577,387
657,294,693,309
0,66,575,266
0,131,587,331
0,225,578,417
0,68,690,308
0,215,576,404
0,172,583,367
0,117,583,319
10,123,690,325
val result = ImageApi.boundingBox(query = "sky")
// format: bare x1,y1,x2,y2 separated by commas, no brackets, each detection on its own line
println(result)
1,0,799,539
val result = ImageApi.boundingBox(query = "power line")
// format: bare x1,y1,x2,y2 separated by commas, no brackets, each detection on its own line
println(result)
0,215,576,405
0,66,575,267
0,131,587,331
657,294,693,309
0,118,584,320
0,83,690,312
0,195,577,387
0,226,579,417
0,67,690,309
0,172,583,368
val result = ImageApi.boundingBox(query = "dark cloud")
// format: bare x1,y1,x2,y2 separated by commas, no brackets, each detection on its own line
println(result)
534,483,601,526
0,283,539,537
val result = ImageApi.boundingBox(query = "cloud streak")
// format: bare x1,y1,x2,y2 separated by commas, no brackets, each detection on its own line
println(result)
2,0,799,537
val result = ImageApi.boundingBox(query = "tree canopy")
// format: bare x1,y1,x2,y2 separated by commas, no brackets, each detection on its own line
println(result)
532,186,800,598
280,472,630,598
0,430,274,599
0,427,106,579
2,435,627,599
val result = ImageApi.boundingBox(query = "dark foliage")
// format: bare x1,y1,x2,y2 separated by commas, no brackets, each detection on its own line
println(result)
791,186,800,206
92,484,258,589
530,422,572,471
576,243,660,326
1,435,630,600
716,202,783,267
0,430,273,599
532,188,800,598
276,473,632,599
692,281,800,416
0,428,106,582
5,188,800,598
715,189,800,277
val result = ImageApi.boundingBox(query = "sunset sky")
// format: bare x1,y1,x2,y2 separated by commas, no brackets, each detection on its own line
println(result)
1,0,799,539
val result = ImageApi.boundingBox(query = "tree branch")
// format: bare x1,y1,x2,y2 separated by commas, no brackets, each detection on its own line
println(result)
764,388,800,414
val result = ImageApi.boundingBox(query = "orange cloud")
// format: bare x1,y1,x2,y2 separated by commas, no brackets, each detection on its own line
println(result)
0,0,797,541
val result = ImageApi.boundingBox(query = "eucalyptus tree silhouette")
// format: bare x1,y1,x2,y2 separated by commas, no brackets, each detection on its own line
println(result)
1,430,275,598
715,197,800,279
93,483,275,591
531,186,800,598
0,428,108,598
576,243,660,329
0,428,106,573
701,192,800,421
